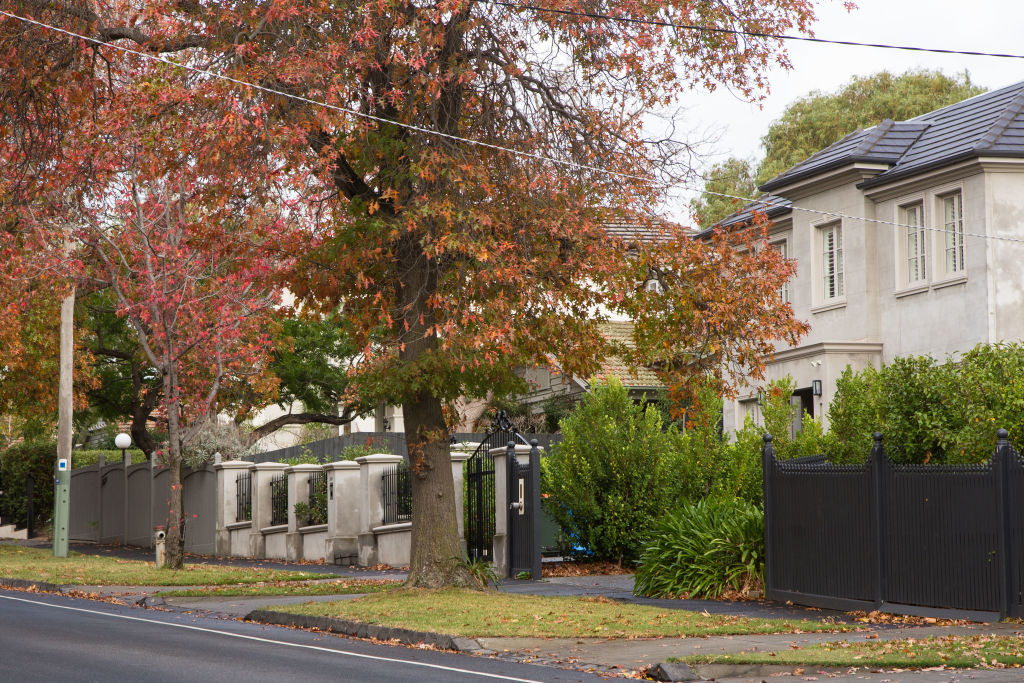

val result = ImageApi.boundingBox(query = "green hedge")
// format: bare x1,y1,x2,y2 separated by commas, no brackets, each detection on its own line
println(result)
0,442,57,529
71,449,149,468
634,498,764,599
0,445,148,531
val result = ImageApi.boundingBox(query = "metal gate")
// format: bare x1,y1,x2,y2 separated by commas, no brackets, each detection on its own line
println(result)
464,411,526,563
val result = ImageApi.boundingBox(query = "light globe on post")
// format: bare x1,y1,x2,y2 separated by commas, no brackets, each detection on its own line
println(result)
115,432,132,464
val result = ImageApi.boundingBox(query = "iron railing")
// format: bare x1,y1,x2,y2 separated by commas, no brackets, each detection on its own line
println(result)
270,473,288,527
306,470,328,526
382,462,412,525
236,470,252,522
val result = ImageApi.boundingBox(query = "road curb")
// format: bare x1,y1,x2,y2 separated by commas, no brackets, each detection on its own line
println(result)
0,577,65,593
244,609,487,653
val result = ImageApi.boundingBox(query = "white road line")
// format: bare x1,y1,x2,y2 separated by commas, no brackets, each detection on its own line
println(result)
0,593,544,683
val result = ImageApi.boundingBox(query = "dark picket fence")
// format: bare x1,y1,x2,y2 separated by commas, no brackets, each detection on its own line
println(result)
762,429,1024,619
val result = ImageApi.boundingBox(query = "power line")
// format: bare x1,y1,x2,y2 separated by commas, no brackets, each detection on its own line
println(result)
2,8,1023,248
479,0,1024,60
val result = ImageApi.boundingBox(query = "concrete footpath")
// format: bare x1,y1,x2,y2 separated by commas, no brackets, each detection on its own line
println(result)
9,541,1024,681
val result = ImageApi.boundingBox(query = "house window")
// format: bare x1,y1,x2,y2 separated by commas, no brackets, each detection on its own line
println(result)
770,240,790,303
740,397,761,427
902,202,927,284
942,192,965,274
819,222,843,300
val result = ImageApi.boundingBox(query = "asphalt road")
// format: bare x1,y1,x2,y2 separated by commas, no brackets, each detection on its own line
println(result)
0,589,608,683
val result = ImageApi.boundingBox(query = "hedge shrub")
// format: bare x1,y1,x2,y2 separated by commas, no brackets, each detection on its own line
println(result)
0,442,57,529
634,498,764,599
542,377,682,566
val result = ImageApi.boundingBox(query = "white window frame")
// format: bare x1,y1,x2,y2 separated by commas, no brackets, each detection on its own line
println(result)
900,200,928,286
769,239,791,303
939,190,965,277
818,221,844,302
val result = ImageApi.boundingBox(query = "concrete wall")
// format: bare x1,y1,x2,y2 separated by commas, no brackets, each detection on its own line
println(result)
70,449,470,567
68,459,215,554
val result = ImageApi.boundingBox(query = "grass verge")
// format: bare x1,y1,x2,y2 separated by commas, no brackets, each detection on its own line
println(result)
274,588,854,639
156,579,399,597
0,545,333,586
681,634,1024,670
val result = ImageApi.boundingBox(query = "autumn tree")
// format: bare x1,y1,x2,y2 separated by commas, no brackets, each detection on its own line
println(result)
78,173,293,568
693,69,987,227
1,1,820,584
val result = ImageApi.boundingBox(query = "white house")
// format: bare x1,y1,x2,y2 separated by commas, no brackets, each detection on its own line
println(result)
718,80,1024,434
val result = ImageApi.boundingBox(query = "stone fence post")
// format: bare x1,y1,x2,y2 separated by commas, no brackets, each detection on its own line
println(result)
325,460,360,565
450,444,474,552
249,462,288,559
354,454,403,566
285,463,322,561
213,460,254,556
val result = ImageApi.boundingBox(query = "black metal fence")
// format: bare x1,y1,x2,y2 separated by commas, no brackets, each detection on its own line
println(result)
382,462,413,525
763,429,1024,619
236,470,252,522
307,470,328,526
270,473,288,527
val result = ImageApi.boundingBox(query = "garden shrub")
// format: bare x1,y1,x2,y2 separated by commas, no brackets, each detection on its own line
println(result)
818,343,1024,464
676,385,762,505
634,498,764,599
542,377,682,566
0,441,57,529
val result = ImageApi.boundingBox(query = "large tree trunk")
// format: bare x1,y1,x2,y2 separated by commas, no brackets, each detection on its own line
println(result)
161,363,186,569
397,232,478,588
404,392,477,588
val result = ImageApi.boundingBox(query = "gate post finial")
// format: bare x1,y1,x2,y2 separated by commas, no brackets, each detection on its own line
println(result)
871,432,885,461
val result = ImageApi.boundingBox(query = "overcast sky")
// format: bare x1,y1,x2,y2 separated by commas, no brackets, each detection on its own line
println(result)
666,0,1024,220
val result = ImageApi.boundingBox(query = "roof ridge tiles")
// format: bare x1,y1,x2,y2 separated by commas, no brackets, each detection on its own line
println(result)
974,89,1024,152
855,118,894,154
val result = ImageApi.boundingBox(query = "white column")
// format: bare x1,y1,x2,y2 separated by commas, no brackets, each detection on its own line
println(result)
450,444,474,550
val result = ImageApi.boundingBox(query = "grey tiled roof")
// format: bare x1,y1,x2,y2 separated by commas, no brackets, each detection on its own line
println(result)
696,194,793,238
758,81,1024,193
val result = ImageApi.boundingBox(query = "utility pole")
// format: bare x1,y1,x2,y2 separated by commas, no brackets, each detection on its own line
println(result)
53,285,75,557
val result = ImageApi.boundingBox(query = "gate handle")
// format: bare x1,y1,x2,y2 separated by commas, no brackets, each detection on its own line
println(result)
509,501,522,510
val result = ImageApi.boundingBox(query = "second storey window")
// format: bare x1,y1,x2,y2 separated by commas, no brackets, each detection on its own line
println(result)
903,202,927,283
770,240,790,303
942,191,965,274
820,222,843,300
